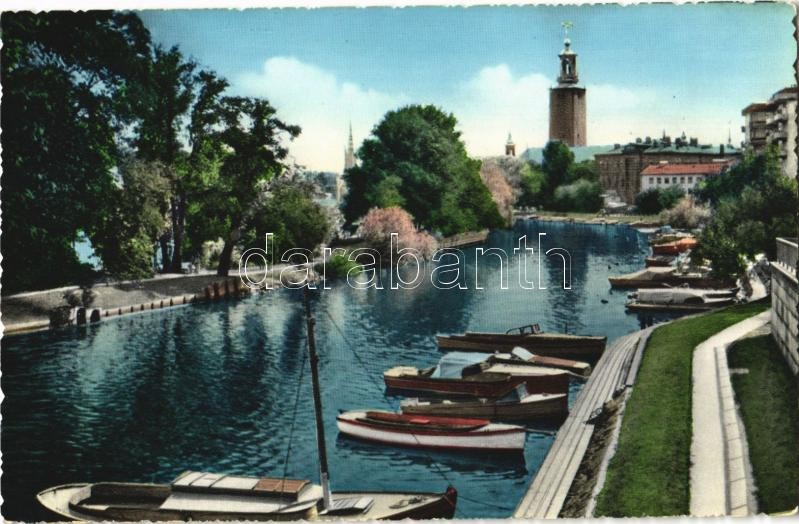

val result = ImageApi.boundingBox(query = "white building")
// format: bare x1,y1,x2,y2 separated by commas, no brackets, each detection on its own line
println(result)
742,86,798,178
639,161,731,194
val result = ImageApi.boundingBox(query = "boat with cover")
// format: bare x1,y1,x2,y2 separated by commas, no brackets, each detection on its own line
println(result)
384,351,570,397
336,410,526,453
436,324,606,360
651,237,697,255
401,384,568,422
37,289,458,521
608,266,733,289
626,288,737,312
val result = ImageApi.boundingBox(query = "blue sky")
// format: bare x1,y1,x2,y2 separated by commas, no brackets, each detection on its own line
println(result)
139,4,796,171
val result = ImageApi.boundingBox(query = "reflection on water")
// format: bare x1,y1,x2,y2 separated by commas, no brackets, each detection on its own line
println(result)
2,221,651,519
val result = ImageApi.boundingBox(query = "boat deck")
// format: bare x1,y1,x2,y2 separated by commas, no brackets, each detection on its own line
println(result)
513,328,651,519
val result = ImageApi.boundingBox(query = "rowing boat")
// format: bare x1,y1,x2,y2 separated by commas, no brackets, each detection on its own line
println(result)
336,410,526,452
436,333,606,360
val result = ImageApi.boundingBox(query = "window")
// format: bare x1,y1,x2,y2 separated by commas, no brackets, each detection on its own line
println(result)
672,177,677,184
680,176,685,183
664,177,669,184
688,176,693,183
657,177,662,184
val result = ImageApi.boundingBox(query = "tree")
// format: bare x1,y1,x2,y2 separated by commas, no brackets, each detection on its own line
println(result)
212,96,300,276
634,186,684,215
342,105,503,235
659,196,710,230
242,182,331,261
1,11,152,292
358,207,438,260
92,159,172,279
541,141,574,203
518,165,547,208
569,159,599,183
479,162,515,224
695,146,782,206
552,179,603,212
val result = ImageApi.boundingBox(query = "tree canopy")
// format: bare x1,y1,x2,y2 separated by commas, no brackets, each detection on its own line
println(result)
342,105,503,236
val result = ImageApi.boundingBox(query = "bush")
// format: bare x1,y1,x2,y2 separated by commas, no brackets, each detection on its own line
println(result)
659,196,710,229
317,254,362,279
634,186,684,214
552,179,603,212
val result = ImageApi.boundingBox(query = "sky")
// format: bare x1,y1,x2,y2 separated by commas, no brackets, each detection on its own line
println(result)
139,4,796,172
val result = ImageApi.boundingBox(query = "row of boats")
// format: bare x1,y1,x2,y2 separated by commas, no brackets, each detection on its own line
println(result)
612,228,741,312
336,326,605,454
36,294,606,522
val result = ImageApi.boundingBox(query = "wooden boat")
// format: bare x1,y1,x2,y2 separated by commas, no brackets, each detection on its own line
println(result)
608,267,733,289
400,385,568,422
626,288,737,312
651,237,697,255
383,351,570,397
486,346,591,377
336,410,526,453
645,255,676,267
37,472,457,521
436,326,606,360
38,289,458,521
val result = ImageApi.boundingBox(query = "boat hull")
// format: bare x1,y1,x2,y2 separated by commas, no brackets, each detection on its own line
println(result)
401,394,568,422
37,482,457,522
336,411,526,452
384,370,569,397
436,334,606,359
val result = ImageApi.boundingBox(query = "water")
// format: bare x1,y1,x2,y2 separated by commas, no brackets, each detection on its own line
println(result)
2,221,652,520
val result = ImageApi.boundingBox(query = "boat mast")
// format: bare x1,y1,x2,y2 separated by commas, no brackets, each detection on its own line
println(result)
303,286,332,510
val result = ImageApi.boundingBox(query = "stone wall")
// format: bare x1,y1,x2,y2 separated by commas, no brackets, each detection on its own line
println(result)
771,240,799,375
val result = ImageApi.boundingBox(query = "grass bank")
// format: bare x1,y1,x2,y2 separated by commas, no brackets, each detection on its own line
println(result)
595,299,770,517
729,334,799,513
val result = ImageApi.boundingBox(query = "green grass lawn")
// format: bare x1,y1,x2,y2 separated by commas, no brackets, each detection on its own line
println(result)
595,300,770,517
729,334,799,514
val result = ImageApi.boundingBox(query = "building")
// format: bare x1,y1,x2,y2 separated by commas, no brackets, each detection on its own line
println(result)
595,134,741,204
549,29,586,146
639,162,732,194
505,133,516,156
742,86,798,178
772,237,798,375
338,123,356,202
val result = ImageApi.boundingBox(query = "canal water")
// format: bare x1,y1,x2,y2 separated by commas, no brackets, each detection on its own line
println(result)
2,221,652,520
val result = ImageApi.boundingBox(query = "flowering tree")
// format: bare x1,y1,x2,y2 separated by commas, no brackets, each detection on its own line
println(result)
358,207,438,260
480,162,515,224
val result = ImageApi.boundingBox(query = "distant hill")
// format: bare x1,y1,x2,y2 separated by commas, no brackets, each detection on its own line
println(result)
520,145,612,164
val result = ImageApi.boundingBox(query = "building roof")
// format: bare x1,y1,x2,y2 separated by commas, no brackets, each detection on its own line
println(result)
742,102,775,115
640,163,729,177
597,141,740,157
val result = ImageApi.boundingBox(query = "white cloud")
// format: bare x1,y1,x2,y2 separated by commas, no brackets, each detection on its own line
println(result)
235,56,407,172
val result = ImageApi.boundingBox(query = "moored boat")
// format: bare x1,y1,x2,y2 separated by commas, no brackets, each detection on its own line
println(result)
645,255,676,267
608,266,733,289
37,472,457,521
436,330,606,360
487,346,591,377
336,410,526,453
651,237,697,255
625,288,737,312
401,385,568,422
384,351,570,397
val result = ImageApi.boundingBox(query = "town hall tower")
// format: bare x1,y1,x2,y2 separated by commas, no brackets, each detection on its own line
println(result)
549,24,587,146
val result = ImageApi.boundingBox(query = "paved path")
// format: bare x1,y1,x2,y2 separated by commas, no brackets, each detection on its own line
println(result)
690,310,770,517
514,328,650,519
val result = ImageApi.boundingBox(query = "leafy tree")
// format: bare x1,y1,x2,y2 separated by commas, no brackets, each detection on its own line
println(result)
541,141,574,202
569,159,599,183
211,96,300,276
358,207,438,259
518,165,547,208
242,182,331,261
480,162,515,224
634,186,684,215
696,174,797,278
552,179,603,212
695,145,782,206
1,11,152,292
343,105,503,235
659,196,710,230
92,159,172,279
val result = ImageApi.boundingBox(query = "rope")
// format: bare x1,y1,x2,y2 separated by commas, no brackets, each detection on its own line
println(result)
281,353,307,489
320,308,516,514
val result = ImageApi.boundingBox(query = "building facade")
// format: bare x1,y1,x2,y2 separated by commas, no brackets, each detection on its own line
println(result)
596,134,740,204
742,86,798,178
772,237,798,376
639,162,731,194
549,37,586,146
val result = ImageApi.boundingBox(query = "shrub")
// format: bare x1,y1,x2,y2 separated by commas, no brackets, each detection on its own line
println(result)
317,254,362,279
635,186,684,214
552,179,603,212
358,207,438,260
659,196,710,229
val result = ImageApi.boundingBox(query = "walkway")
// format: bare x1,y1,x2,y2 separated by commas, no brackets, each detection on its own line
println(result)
514,328,651,519
690,310,770,517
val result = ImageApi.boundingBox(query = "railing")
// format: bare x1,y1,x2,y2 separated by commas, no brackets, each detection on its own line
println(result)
439,230,489,249
776,237,798,275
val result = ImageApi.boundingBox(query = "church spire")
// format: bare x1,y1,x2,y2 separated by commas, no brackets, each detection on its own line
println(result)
344,122,356,171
